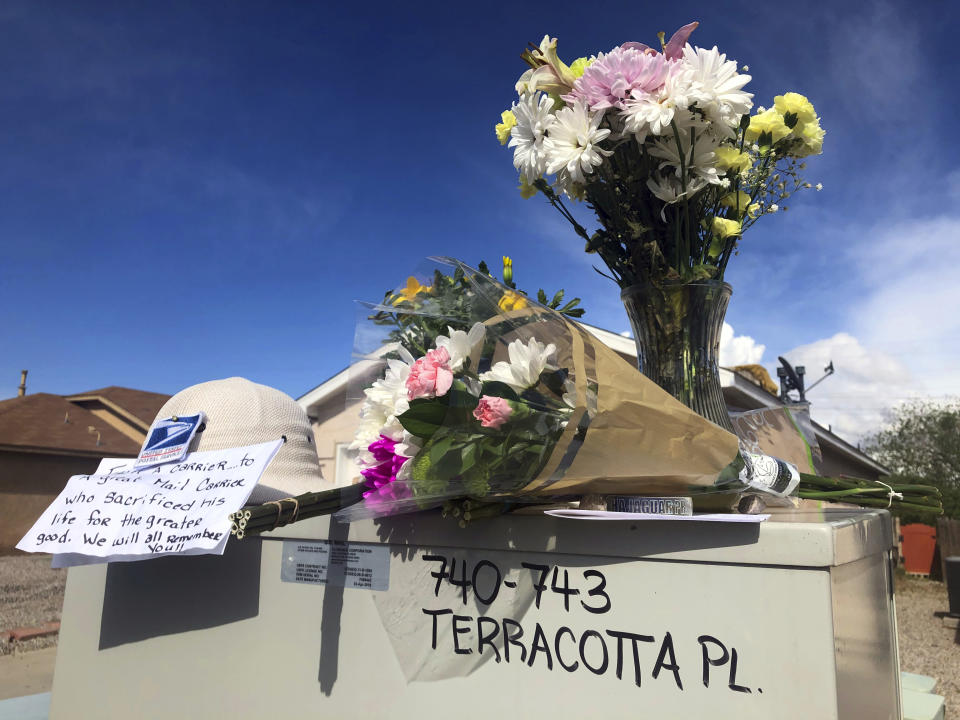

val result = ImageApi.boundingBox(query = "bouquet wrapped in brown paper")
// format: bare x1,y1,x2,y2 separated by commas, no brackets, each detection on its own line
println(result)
337,257,744,521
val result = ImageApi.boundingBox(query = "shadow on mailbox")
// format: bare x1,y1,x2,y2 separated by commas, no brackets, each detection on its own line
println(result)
98,538,262,650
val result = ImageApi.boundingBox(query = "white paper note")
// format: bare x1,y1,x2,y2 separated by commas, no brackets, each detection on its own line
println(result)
17,439,282,563
545,509,770,522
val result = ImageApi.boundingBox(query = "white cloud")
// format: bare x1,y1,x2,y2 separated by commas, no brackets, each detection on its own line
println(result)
764,211,960,444
780,333,922,444
719,322,765,367
847,214,960,398
826,2,922,124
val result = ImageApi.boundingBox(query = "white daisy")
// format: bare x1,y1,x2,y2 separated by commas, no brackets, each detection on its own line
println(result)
621,62,695,140
509,92,555,181
348,347,415,452
646,174,708,219
543,100,612,184
682,46,752,135
648,130,723,186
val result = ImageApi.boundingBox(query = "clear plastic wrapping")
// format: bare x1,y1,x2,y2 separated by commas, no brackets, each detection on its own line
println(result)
338,258,764,521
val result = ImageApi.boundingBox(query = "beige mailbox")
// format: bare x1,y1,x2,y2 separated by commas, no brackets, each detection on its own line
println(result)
50,507,900,719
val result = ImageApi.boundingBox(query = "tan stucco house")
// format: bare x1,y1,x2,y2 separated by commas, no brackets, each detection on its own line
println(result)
0,386,170,553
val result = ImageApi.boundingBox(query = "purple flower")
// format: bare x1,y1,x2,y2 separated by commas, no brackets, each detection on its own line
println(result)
564,47,672,111
360,435,409,493
362,480,413,515
620,21,699,61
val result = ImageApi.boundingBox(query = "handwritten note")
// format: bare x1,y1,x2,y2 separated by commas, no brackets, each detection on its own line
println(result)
17,440,282,563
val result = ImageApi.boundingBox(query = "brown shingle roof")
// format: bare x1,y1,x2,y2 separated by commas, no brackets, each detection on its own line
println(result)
0,394,141,456
64,386,170,427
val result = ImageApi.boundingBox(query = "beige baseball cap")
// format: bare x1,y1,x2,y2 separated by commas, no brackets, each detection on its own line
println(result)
151,377,323,504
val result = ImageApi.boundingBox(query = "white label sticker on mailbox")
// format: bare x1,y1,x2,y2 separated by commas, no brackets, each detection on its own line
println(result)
281,540,389,591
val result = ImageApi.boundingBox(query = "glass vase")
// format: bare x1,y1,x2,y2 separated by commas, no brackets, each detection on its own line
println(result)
621,280,734,432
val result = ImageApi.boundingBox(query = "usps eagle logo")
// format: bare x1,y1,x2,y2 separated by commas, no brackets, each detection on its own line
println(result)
135,413,205,468
144,418,197,451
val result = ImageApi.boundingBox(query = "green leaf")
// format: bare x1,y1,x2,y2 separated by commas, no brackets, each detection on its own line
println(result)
706,236,726,261
397,398,448,440
429,435,455,464
460,444,478,473
479,380,520,402
690,264,718,280
434,450,464,479
550,289,565,307
537,288,548,304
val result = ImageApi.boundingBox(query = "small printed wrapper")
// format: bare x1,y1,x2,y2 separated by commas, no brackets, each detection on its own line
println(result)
339,258,749,521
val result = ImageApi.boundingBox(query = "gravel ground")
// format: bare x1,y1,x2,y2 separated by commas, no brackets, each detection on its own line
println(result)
0,556,957,713
0,554,66,656
896,571,959,716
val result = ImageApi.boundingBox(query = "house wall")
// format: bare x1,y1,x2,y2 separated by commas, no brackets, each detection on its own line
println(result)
818,447,881,482
310,398,364,488
86,406,145,443
0,450,101,554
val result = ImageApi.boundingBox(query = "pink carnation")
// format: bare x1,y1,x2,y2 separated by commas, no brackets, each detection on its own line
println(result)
564,47,672,111
473,395,513,429
406,347,454,400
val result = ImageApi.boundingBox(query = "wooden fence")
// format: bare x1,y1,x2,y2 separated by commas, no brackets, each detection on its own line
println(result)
938,517,960,579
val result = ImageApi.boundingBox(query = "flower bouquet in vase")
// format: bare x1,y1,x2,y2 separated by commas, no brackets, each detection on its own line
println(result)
497,21,825,431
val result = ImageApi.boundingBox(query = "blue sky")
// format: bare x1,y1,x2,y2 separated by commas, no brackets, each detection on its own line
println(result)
1,1,958,441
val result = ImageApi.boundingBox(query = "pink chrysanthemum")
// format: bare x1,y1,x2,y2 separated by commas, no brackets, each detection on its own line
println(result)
564,47,672,111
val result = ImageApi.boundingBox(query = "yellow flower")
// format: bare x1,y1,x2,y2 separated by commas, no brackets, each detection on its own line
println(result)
392,276,431,305
794,118,825,157
518,175,539,199
745,109,791,145
713,146,752,174
569,57,593,78
774,92,817,129
711,217,742,239
495,110,517,146
502,256,514,285
747,202,761,218
498,290,529,312
720,191,751,215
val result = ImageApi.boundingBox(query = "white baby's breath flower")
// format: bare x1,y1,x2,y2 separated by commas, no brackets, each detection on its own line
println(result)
509,92,556,182
480,337,557,393
816,183,823,191
543,100,612,184
768,203,779,213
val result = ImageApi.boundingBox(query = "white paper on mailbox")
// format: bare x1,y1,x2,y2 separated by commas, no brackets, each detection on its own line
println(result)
17,439,282,565
545,509,770,522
